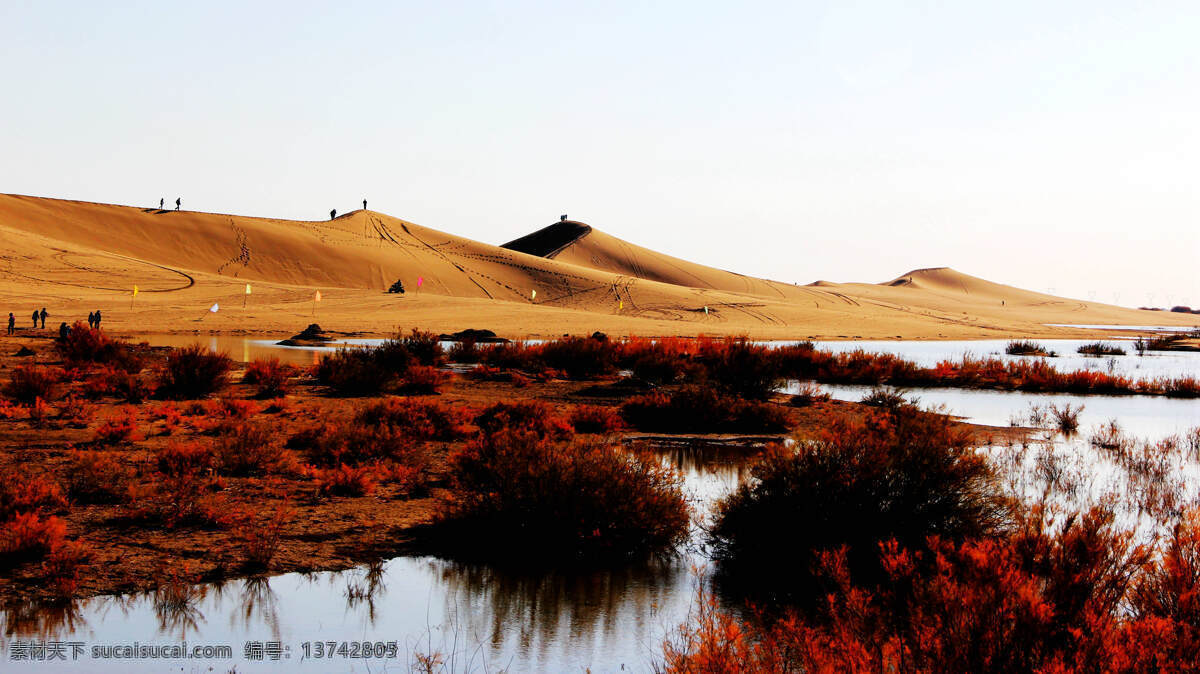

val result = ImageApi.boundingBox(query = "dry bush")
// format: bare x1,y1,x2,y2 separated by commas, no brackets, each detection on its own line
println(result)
156,345,232,399
307,463,380,496
127,446,231,529
239,501,294,570
398,365,449,394
56,323,142,371
214,422,294,476
242,358,299,397
622,386,791,434
0,471,68,521
568,404,625,434
474,400,574,440
438,430,688,561
356,398,471,440
3,365,64,404
696,337,783,400
68,449,133,504
92,406,142,445
534,336,618,379
1049,402,1084,434
0,513,69,568
710,405,1011,600
789,381,831,407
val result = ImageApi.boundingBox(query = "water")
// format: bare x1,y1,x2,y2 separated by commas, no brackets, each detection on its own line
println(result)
4,336,1198,672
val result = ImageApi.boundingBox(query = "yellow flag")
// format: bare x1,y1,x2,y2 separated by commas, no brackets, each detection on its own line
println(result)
132,285,139,297
619,300,623,310
245,284,252,295
314,290,322,302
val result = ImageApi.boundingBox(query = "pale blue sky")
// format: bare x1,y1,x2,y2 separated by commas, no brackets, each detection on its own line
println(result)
2,1,1196,307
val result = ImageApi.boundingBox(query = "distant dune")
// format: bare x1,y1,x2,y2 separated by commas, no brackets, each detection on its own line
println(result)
0,193,1195,339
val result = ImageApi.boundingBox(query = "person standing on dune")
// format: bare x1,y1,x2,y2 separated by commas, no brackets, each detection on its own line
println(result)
363,199,367,210
94,310,102,329
176,198,181,211
159,198,164,210
88,311,95,329
7,313,14,335
31,310,39,330
39,308,48,329
330,209,336,220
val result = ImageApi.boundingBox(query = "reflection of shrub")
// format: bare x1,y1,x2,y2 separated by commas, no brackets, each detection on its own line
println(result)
622,387,791,433
439,431,688,560
3,365,64,404
242,358,298,397
157,345,232,399
1005,340,1056,357
1077,342,1126,356
710,406,1010,598
447,340,479,363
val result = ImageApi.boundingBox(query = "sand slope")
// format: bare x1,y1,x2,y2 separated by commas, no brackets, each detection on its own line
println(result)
0,194,1195,340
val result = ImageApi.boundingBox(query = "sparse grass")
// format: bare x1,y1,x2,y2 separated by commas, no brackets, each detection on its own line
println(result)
156,345,232,399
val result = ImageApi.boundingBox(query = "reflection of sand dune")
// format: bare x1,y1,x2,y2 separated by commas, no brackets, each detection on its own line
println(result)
1,193,1195,339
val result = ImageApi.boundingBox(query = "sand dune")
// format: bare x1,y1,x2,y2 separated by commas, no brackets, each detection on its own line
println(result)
0,193,1195,340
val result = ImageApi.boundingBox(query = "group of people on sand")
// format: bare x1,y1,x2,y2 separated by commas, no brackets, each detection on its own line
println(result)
5,308,102,336
159,198,182,211
329,200,369,220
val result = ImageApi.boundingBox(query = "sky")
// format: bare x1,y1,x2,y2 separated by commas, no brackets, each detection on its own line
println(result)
1,0,1197,307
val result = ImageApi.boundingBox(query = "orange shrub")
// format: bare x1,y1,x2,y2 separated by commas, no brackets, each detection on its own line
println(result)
68,449,133,504
242,358,299,397
0,513,68,567
3,365,64,404
156,345,232,399
55,322,142,371
622,386,791,433
214,423,294,476
307,463,380,496
93,406,142,444
474,400,573,440
399,364,449,394
568,404,624,434
0,471,68,521
356,398,471,440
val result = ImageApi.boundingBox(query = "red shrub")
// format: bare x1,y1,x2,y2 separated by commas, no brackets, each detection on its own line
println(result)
307,463,380,496
568,404,625,434
214,422,294,476
3,365,64,403
56,322,142,370
239,501,294,570
475,400,574,440
156,345,232,399
156,440,217,475
206,397,260,420
68,449,133,504
93,406,142,444
0,513,68,567
356,398,471,440
399,364,450,394
622,386,791,433
242,358,299,397
0,471,68,521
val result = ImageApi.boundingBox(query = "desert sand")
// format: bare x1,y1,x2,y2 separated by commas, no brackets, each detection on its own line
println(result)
1,193,1196,341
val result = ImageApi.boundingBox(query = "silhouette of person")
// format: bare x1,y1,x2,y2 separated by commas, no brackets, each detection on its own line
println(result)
31,310,38,329
88,311,96,329
58,322,70,341
330,209,336,220
176,198,181,211
160,198,164,210
6,313,14,335
39,307,48,329
363,199,367,210
94,310,102,329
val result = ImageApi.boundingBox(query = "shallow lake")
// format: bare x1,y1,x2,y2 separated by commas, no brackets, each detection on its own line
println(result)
4,334,1197,672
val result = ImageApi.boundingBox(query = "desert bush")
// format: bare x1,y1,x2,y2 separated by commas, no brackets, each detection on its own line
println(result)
789,381,831,407
206,397,259,421
477,342,537,371
399,365,449,394
307,463,380,496
289,423,430,472
0,513,68,567
535,336,617,379
56,323,142,371
92,406,142,445
1131,508,1200,640
859,387,917,410
1006,340,1057,357
446,339,479,363
399,329,444,366
239,502,294,570
242,358,298,397
621,387,791,434
89,366,155,403
68,449,133,504
128,447,230,529
214,423,294,476
356,398,471,440
156,440,217,475
568,405,624,434
439,431,688,560
39,538,89,598
709,405,1011,599
474,400,574,440
3,365,64,404
696,337,782,400
58,395,95,427
1049,402,1084,434
1078,342,1126,356
0,471,68,521
315,348,398,396
156,345,232,399
617,337,697,386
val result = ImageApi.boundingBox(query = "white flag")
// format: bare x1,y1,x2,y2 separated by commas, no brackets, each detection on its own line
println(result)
209,303,220,313
245,284,252,295
531,289,537,300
